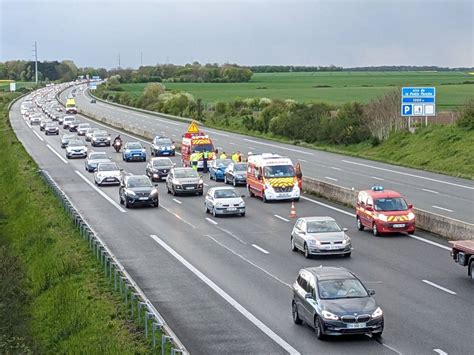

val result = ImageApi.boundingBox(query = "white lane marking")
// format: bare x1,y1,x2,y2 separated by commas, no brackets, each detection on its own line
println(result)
300,195,451,251
229,142,235,145
248,146,256,150
172,198,182,205
432,205,453,213
371,176,384,181
32,130,44,141
330,166,341,171
274,214,290,222
203,182,209,187
252,244,270,254
433,349,448,355
206,217,218,225
408,235,451,251
422,280,456,295
160,205,196,229
381,343,403,355
46,144,68,164
422,188,439,194
243,138,314,156
206,235,288,287
298,159,307,163
208,131,229,137
342,159,474,190
75,171,126,213
150,234,299,355
324,176,338,182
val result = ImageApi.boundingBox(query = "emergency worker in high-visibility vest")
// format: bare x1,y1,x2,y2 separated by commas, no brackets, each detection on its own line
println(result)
219,152,227,160
232,152,239,163
202,150,209,173
190,152,199,170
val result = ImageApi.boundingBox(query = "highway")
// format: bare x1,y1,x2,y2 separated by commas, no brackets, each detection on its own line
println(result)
11,88,473,355
68,86,473,224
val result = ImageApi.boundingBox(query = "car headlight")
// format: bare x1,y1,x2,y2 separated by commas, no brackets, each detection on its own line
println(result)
322,310,339,321
150,188,158,196
198,179,203,184
141,148,146,153
307,239,320,246
407,212,415,220
378,214,388,222
239,200,245,207
125,149,131,154
126,189,136,196
171,145,175,150
107,137,111,140
371,307,383,319
342,236,351,245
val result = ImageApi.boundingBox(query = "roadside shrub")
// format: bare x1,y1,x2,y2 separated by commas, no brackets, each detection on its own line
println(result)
457,98,474,131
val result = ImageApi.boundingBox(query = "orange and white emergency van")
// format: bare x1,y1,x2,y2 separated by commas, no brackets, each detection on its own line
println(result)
246,153,300,202
181,121,216,169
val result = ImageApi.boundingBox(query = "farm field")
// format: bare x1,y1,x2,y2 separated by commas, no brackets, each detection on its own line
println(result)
0,81,36,91
118,71,474,110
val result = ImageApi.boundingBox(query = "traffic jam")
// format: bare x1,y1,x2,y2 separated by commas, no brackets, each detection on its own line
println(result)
19,84,473,344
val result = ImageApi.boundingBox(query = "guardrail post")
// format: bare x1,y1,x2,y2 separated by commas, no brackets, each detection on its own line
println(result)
162,335,172,355
152,321,162,348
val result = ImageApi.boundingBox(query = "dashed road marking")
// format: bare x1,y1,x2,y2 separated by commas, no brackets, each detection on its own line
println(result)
274,214,290,222
252,244,270,254
422,280,456,295
432,206,453,213
46,144,68,164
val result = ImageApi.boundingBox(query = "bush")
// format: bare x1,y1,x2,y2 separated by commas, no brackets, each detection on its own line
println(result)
457,98,474,131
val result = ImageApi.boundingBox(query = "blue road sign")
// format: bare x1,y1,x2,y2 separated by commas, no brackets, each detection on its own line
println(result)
401,87,436,116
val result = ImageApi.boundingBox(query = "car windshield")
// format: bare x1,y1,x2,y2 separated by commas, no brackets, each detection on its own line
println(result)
87,128,99,134
69,140,85,147
174,169,199,178
307,220,341,233
45,122,56,127
98,163,118,171
62,134,75,140
264,165,295,178
127,143,142,149
374,198,408,211
155,138,172,145
153,159,172,166
94,132,108,138
214,189,238,199
64,117,74,121
234,163,247,172
192,144,214,152
90,153,108,160
318,279,368,299
215,159,232,168
79,124,90,128
127,177,152,188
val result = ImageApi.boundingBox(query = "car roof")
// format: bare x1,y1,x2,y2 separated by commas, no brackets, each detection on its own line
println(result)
210,186,236,191
363,189,402,198
173,167,193,171
125,174,148,181
299,216,335,222
303,266,355,281
151,157,172,161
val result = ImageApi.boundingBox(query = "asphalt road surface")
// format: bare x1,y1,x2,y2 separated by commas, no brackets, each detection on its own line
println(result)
67,86,473,224
11,91,473,355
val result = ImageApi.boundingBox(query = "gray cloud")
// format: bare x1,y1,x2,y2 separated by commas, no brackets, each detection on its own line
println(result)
1,0,472,68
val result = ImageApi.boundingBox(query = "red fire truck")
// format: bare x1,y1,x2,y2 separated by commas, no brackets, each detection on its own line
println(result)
181,121,216,168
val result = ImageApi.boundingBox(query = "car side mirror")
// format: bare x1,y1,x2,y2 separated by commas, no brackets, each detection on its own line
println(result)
368,289,376,296
304,293,313,299
173,163,176,167
408,204,413,209
241,195,245,198
343,228,348,232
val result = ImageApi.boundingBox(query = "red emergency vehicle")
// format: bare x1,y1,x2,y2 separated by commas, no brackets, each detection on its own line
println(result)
181,121,216,169
356,186,416,236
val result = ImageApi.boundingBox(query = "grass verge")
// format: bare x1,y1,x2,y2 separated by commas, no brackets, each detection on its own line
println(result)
0,92,154,353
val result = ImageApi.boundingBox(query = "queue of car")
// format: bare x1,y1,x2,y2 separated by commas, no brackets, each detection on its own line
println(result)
22,85,430,343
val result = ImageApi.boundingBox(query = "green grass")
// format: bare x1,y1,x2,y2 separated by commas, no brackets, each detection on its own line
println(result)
118,71,474,110
0,93,154,353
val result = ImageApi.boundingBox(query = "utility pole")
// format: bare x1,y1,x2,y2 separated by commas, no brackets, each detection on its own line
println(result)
118,53,121,69
140,52,143,66
33,41,38,86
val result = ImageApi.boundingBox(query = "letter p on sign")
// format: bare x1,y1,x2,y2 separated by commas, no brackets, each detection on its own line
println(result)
402,104,413,116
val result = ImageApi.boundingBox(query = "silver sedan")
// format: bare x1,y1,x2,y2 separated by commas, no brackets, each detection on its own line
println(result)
290,217,351,258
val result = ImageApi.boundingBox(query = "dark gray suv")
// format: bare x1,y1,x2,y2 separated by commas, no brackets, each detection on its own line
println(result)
292,266,384,340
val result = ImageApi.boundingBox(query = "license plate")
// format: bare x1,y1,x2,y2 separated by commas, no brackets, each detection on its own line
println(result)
139,197,148,200
393,224,406,228
227,207,237,211
162,152,169,155
185,187,195,190
106,178,115,181
347,323,366,329
279,193,290,197
325,245,341,250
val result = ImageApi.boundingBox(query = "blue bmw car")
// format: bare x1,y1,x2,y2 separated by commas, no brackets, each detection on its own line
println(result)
122,142,147,162
209,159,232,181
151,136,176,156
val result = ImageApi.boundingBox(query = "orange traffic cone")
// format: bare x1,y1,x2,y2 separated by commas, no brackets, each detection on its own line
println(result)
289,201,297,218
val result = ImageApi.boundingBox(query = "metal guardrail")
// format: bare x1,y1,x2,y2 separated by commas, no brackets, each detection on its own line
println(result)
39,169,188,354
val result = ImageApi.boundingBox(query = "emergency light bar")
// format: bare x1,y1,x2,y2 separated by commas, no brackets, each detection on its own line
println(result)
371,186,384,192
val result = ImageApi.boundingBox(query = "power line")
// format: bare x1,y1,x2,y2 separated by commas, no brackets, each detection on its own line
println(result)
32,41,38,85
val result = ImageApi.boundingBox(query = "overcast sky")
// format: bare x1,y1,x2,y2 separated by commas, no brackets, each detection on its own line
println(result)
1,0,473,68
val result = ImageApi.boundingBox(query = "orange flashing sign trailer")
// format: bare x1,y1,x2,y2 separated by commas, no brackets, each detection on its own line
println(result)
181,121,216,168
246,153,300,202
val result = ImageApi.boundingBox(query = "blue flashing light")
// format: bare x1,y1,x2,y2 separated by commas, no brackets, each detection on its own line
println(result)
371,185,384,192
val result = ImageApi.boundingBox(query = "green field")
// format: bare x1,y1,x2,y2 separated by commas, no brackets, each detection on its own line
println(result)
0,81,36,91
118,71,474,110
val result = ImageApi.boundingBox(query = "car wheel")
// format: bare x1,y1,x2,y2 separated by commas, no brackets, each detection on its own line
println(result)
248,185,254,197
262,193,268,203
470,261,474,280
408,229,415,235
119,195,124,205
292,301,303,325
224,175,228,184
344,252,351,258
124,199,130,209
167,185,171,194
357,216,364,231
210,173,214,180
372,223,379,236
172,187,176,196
153,201,159,208
372,329,383,339
205,204,210,213
291,236,297,252
240,211,245,217
304,243,310,259
212,207,217,217
315,316,325,340
233,178,237,187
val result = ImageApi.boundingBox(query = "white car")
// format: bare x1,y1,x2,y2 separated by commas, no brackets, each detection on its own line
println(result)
204,186,246,217
94,162,122,186
77,123,91,136
85,127,100,142
29,114,42,125
65,139,88,159
62,115,76,129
